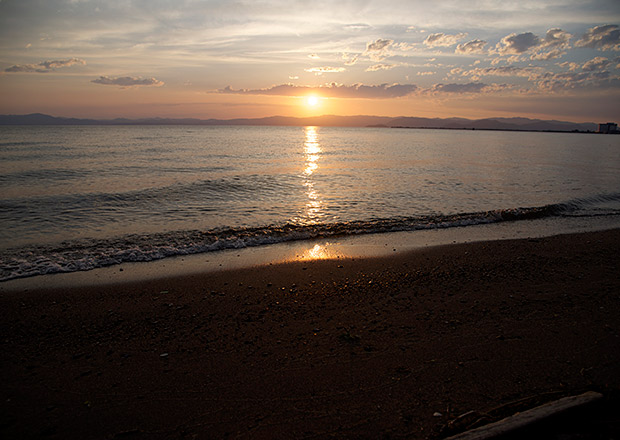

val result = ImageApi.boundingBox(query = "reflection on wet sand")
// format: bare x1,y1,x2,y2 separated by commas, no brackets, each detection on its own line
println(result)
296,243,346,261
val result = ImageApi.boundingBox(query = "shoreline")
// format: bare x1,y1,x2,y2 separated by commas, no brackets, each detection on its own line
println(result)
3,213,619,291
2,228,619,439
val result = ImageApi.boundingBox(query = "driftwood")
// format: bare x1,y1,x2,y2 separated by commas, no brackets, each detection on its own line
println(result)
444,391,603,440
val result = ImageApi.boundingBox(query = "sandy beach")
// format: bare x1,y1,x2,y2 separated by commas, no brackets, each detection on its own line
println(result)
1,229,619,439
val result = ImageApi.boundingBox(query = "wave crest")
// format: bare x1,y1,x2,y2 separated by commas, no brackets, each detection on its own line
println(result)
2,193,619,281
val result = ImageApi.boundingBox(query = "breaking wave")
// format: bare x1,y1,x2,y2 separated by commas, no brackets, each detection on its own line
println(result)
2,192,619,281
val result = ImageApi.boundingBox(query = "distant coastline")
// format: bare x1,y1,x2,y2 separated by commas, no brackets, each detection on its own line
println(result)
0,112,603,133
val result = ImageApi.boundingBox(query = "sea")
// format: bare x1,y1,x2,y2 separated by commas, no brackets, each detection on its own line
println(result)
1,125,619,281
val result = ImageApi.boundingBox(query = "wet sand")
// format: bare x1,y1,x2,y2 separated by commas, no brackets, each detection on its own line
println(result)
1,229,619,439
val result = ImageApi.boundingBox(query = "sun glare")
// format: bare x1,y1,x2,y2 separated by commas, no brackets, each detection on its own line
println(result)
306,95,319,107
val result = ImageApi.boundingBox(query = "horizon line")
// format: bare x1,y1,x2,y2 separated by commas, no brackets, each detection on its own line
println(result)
0,112,607,126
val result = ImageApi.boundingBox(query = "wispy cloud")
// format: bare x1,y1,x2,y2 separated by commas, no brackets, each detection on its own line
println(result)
366,64,397,72
430,82,490,93
424,33,467,47
304,67,346,75
4,57,85,73
91,76,164,87
219,81,511,98
342,53,359,66
458,65,543,81
530,49,567,60
219,83,418,99
557,61,580,72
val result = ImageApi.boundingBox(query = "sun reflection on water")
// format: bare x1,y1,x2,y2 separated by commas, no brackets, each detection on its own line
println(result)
298,126,325,224
303,126,321,176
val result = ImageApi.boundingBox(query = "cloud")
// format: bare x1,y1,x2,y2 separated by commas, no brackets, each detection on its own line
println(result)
581,56,611,72
366,64,397,72
506,55,523,64
430,82,488,93
4,57,85,73
533,57,619,91
342,53,359,66
459,66,543,81
394,42,416,51
364,38,393,61
542,28,571,48
91,76,164,87
575,25,620,51
455,39,487,54
219,83,418,99
497,32,541,54
366,39,393,52
424,32,467,48
344,23,370,31
526,28,571,60
304,66,345,75
530,49,566,60
558,61,580,72
536,70,620,91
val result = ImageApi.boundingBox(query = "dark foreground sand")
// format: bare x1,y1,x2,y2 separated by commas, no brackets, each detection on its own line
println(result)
1,229,619,439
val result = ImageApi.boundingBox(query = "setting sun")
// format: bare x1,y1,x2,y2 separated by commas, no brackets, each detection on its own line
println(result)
306,95,319,107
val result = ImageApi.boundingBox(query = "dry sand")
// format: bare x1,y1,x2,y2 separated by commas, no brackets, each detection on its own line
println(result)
1,229,619,439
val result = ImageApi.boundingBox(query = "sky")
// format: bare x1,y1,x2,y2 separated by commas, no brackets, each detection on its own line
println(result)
1,0,619,122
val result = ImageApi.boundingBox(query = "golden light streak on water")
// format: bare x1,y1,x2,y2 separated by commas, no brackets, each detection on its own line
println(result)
300,126,325,224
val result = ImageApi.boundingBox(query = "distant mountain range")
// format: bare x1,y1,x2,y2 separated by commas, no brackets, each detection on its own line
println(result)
0,113,599,132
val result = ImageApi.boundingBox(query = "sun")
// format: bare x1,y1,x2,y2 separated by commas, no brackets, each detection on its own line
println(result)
306,95,319,107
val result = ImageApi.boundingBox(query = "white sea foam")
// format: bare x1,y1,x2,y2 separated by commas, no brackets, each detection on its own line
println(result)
2,196,619,281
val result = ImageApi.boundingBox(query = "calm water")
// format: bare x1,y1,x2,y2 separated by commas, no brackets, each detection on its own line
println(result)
1,125,619,280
